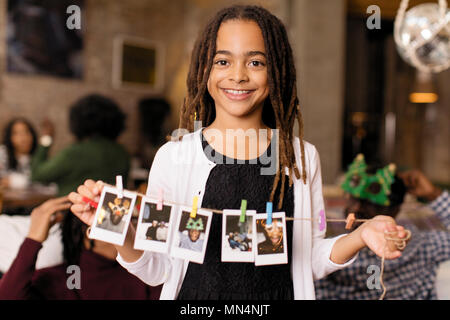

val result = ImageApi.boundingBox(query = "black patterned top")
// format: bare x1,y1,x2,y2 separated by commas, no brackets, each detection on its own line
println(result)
177,131,295,300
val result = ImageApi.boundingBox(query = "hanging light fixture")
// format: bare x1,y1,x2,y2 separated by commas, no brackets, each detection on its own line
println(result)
394,0,450,74
409,70,438,103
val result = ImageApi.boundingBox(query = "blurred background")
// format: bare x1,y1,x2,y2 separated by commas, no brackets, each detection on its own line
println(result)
0,0,448,298
0,0,448,187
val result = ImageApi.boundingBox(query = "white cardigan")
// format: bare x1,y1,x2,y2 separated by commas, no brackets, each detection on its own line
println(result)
117,128,357,300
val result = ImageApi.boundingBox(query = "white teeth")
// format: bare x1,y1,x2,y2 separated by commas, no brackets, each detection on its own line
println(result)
224,89,251,94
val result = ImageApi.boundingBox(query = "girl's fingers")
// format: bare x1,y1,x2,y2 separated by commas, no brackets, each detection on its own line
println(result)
68,192,82,204
85,179,102,196
94,180,105,195
77,184,95,200
71,203,89,215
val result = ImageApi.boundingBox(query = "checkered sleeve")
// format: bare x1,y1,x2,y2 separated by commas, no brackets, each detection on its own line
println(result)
425,230,450,265
429,190,450,229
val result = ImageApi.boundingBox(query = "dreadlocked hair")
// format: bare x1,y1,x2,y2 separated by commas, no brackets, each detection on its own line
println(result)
177,5,307,209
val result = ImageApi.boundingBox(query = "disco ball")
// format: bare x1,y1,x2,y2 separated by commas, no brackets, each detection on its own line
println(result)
395,3,450,73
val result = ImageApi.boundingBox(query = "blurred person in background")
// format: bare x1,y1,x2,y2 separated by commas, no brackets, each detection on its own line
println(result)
137,98,171,170
0,196,161,299
315,156,449,299
31,94,130,196
0,118,38,190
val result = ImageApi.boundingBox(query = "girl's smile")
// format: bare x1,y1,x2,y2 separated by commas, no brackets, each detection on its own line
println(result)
221,88,256,101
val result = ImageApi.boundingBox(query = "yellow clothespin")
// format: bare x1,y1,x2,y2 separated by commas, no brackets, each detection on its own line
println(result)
190,196,198,218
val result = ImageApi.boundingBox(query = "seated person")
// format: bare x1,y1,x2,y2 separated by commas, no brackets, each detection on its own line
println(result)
146,220,158,240
0,118,38,190
0,196,162,299
314,155,449,300
31,94,130,196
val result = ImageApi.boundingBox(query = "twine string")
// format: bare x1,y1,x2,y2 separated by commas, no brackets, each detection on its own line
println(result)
378,229,412,300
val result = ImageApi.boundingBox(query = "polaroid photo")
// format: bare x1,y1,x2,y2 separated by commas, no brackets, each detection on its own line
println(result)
89,186,137,246
254,212,288,266
221,209,257,263
134,196,176,253
170,207,212,264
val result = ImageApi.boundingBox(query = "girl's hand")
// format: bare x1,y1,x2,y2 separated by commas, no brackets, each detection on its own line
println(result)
357,215,409,260
68,179,104,226
28,196,72,243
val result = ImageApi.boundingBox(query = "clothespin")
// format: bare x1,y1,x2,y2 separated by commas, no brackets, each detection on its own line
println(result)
345,213,356,230
116,175,123,199
157,189,164,211
266,202,273,225
318,209,326,232
82,196,98,209
190,196,198,218
239,199,247,223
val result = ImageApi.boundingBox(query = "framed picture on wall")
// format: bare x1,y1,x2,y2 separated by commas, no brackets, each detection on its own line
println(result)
112,35,164,93
6,0,84,79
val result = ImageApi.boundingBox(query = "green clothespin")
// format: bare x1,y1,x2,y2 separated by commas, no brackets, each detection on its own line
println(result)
239,199,247,223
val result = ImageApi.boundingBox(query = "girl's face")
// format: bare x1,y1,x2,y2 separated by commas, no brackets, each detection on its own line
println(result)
207,19,269,121
11,121,33,155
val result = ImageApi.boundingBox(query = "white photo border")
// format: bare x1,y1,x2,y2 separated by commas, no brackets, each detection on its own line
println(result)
221,209,257,263
254,212,288,266
170,206,212,264
134,196,176,253
89,186,137,246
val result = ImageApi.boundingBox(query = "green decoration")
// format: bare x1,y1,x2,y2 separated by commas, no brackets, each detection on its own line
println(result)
341,155,397,206
186,217,204,231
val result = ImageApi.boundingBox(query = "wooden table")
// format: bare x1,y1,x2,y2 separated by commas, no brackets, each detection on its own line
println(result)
0,185,58,214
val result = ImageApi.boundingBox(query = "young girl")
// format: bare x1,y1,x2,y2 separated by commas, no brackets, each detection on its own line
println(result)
69,5,408,300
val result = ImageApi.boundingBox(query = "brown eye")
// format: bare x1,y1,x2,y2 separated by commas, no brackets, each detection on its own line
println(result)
250,60,265,67
215,60,228,66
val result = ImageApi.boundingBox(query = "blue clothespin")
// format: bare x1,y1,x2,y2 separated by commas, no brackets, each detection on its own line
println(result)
239,199,247,223
266,202,273,225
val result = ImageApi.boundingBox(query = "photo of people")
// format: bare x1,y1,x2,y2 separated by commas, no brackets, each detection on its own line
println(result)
170,207,212,264
89,186,137,246
254,212,288,266
221,209,256,262
134,197,175,253
97,194,132,233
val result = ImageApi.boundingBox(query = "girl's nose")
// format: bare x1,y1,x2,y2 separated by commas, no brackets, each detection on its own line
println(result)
230,62,249,83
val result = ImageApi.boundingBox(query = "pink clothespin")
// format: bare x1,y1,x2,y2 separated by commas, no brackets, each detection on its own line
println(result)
318,209,326,232
157,189,164,211
116,175,123,199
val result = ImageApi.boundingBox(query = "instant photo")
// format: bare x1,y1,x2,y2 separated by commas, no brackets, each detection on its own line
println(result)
254,212,288,266
89,186,137,246
221,209,256,263
170,207,212,264
134,197,175,253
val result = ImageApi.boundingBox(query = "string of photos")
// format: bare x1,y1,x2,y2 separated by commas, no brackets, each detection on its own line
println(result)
82,175,410,300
